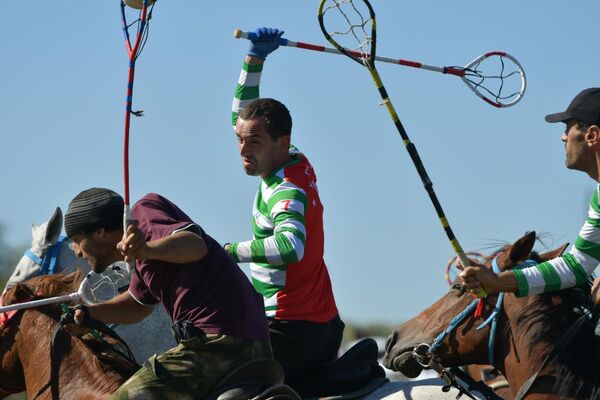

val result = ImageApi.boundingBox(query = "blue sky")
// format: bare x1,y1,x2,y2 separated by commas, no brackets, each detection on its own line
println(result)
1,1,598,325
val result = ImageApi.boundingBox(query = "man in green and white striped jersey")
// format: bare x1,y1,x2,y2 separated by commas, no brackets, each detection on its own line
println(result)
225,27,351,396
460,88,600,302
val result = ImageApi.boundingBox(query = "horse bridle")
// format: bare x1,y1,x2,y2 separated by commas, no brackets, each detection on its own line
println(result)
31,307,136,400
24,236,69,276
410,257,537,400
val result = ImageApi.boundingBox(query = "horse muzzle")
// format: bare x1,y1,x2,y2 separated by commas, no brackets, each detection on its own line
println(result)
389,348,425,378
382,333,424,378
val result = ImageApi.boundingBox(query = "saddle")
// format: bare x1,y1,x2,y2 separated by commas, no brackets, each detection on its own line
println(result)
301,338,388,399
204,359,301,400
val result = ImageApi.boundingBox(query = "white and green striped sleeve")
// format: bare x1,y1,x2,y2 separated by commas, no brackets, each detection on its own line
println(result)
232,61,263,128
513,185,600,296
228,181,308,265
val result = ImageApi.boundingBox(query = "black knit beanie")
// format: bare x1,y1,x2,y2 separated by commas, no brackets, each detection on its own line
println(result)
64,188,124,237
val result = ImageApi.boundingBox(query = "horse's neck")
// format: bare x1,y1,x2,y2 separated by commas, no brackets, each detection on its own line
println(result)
498,296,558,396
18,310,127,399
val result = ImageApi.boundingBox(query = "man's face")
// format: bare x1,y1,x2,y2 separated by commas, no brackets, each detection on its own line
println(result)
70,230,119,273
235,117,288,178
562,119,593,171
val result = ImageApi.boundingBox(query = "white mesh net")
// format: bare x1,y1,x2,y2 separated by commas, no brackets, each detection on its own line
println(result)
321,0,374,66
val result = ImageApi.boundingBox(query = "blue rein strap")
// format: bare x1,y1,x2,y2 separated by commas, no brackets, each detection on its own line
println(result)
476,258,538,365
430,299,479,354
24,236,68,276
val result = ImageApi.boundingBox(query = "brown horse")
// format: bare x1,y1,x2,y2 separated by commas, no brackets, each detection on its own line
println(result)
0,271,139,399
383,231,600,399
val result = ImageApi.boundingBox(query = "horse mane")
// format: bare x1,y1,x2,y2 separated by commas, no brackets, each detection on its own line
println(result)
506,251,600,397
3,269,83,305
2,272,139,384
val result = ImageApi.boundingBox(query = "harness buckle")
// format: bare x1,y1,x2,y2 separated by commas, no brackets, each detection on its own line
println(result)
412,343,432,367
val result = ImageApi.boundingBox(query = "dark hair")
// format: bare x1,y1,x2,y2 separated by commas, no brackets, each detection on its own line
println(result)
576,121,590,132
239,98,292,140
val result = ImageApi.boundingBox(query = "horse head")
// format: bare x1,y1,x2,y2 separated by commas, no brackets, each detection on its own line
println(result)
0,271,81,397
4,208,176,363
4,207,85,294
382,231,570,380
0,271,138,399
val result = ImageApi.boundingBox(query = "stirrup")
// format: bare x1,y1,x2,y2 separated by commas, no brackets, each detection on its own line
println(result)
252,384,302,400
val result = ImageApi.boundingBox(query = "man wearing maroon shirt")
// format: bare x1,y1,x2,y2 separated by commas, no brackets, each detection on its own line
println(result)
65,188,271,400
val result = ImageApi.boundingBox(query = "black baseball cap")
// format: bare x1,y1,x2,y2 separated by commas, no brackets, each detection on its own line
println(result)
545,88,600,126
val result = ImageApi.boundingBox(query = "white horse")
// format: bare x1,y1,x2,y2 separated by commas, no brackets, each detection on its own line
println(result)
363,378,485,400
4,207,175,362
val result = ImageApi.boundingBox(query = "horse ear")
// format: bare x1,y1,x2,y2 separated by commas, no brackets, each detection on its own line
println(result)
4,282,36,305
501,231,536,267
538,243,569,261
44,207,63,246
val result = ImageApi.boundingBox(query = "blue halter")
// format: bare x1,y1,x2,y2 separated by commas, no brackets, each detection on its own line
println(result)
430,257,539,366
24,236,68,276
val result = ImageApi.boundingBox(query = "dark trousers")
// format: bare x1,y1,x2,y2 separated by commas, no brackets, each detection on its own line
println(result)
268,315,344,393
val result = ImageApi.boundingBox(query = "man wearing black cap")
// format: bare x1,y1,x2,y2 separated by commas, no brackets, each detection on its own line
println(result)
459,88,600,301
64,188,272,399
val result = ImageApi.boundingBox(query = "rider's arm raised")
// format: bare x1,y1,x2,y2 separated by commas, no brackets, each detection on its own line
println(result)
120,224,207,264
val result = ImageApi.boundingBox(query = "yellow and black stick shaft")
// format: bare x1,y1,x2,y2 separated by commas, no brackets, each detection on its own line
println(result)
318,0,485,297
368,68,473,269
372,68,486,298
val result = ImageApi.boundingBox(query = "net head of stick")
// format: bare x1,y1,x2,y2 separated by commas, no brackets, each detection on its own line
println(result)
0,264,131,314
124,0,156,10
460,51,527,108
318,0,376,67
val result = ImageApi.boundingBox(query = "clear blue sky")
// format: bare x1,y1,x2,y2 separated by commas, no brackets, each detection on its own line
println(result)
1,1,598,325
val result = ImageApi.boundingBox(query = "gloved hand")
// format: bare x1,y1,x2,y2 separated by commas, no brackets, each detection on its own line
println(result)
248,27,284,60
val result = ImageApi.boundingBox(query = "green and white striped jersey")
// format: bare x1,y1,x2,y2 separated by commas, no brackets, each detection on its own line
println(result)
232,61,262,127
514,184,600,296
229,59,338,321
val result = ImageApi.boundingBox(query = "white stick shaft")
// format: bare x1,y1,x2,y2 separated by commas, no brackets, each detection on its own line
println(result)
124,205,135,272
0,293,81,313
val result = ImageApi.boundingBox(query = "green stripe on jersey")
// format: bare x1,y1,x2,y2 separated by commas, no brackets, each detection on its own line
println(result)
242,62,263,73
575,236,600,262
274,234,299,264
586,217,600,228
536,261,561,292
562,253,588,286
252,277,282,298
234,84,259,102
228,242,240,263
249,240,268,264
268,190,308,210
591,189,600,213
275,224,306,243
512,269,529,297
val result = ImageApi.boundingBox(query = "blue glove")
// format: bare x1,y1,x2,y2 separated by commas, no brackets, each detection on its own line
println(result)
248,27,284,60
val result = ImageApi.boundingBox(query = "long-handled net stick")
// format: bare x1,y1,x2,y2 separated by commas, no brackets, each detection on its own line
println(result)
119,0,154,271
234,29,526,108
0,265,130,313
318,0,488,298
